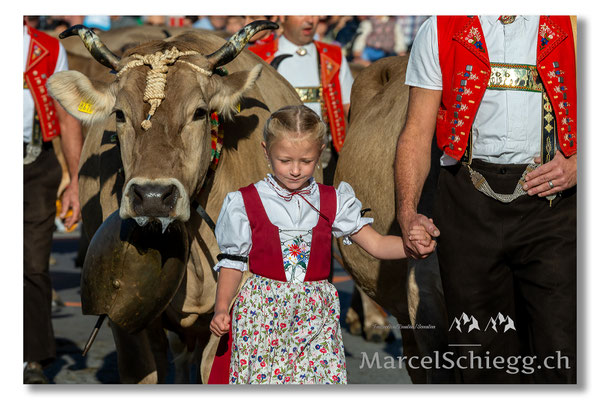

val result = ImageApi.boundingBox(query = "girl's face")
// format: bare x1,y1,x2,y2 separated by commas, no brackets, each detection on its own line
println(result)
262,136,324,192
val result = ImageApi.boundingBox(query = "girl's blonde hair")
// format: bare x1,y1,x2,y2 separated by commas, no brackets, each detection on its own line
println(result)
263,105,327,151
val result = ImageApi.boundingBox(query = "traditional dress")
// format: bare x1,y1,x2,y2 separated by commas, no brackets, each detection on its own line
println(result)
23,24,68,367
210,175,372,384
249,36,353,153
406,16,577,383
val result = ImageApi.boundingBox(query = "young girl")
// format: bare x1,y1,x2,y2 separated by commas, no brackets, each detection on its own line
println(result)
208,105,435,384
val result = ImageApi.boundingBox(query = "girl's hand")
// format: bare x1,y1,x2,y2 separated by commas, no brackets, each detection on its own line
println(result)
408,225,436,254
408,225,431,244
210,311,231,337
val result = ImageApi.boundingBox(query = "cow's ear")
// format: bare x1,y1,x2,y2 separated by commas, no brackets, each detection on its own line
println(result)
208,64,262,120
47,70,116,125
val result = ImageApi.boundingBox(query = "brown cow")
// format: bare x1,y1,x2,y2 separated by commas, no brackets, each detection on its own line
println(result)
48,22,312,383
333,56,449,383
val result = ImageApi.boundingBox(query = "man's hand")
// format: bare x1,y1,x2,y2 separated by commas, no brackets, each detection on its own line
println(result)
60,181,81,230
523,151,577,197
399,211,440,259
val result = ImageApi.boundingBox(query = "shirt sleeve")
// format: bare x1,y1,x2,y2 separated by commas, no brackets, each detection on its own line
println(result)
54,42,69,73
332,182,374,244
405,16,443,90
394,20,408,54
339,53,354,106
351,20,371,55
213,191,251,272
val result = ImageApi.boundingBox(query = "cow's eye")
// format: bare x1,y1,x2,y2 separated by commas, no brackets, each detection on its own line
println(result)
193,107,207,121
115,110,126,123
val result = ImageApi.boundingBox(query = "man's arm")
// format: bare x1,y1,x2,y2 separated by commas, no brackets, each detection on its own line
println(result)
55,100,83,229
395,86,442,259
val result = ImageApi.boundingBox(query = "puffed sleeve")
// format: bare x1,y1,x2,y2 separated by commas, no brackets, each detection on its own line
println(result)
332,182,374,245
213,191,251,272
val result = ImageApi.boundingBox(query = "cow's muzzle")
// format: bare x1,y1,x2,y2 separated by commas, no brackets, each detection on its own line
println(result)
131,183,178,217
120,178,191,230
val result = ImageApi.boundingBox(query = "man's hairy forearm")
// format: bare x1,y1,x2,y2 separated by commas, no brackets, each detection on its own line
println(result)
394,87,441,221
55,101,82,181
394,126,431,219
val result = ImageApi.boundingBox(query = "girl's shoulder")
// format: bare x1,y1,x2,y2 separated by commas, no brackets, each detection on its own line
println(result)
334,181,357,198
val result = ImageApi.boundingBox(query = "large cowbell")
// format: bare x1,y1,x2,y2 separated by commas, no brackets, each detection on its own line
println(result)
81,210,189,334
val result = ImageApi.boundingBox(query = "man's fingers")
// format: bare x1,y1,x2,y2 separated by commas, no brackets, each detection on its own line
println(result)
525,159,553,181
59,198,70,219
414,215,440,237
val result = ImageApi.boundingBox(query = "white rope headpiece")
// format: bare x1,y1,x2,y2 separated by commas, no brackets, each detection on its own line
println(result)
116,47,213,130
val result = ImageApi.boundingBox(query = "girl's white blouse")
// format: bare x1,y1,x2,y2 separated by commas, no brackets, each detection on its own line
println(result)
214,175,373,279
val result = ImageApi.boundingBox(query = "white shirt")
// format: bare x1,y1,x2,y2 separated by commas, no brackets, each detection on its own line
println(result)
406,16,542,165
23,25,69,143
214,175,373,283
274,35,354,119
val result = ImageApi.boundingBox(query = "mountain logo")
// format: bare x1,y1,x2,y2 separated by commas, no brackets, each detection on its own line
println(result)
484,312,516,333
448,313,480,333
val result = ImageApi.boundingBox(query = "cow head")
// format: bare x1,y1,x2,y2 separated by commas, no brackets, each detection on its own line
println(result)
48,22,276,230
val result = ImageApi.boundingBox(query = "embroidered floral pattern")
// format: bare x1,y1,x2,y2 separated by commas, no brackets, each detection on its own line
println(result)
559,101,570,110
539,23,555,50
465,27,485,53
229,275,347,384
282,237,310,280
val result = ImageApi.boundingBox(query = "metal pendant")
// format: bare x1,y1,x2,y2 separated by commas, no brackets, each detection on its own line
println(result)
23,141,42,165
296,47,307,56
499,15,517,25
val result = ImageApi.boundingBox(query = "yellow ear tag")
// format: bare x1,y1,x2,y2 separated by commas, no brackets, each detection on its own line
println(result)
77,101,94,114
236,103,241,113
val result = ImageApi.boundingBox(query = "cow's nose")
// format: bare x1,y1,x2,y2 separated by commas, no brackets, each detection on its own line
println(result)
130,183,179,217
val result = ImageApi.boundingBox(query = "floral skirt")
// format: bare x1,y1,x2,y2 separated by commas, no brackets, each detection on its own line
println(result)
229,274,347,384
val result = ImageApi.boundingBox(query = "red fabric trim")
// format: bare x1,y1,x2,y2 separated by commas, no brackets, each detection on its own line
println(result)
314,41,347,152
303,184,335,281
24,26,61,142
240,184,288,282
207,308,234,384
247,38,279,64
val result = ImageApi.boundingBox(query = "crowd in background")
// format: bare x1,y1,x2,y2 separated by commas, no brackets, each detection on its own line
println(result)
34,15,428,65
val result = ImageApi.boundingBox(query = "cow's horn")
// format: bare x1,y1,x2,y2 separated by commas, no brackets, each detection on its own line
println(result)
205,20,278,70
59,24,121,70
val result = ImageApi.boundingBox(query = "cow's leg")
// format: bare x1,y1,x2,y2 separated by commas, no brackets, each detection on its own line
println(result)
110,321,162,383
359,287,391,343
407,252,452,383
167,331,193,383
145,318,170,383
166,315,212,384
192,314,214,383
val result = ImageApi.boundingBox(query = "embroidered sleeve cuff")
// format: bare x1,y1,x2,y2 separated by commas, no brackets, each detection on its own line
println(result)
213,258,249,273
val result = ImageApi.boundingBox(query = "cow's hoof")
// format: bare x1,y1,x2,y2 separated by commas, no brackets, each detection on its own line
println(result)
345,307,363,336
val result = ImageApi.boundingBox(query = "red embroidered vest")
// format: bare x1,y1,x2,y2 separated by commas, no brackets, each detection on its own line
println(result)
435,16,577,161
207,182,336,384
249,39,347,152
240,182,335,282
24,26,61,142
